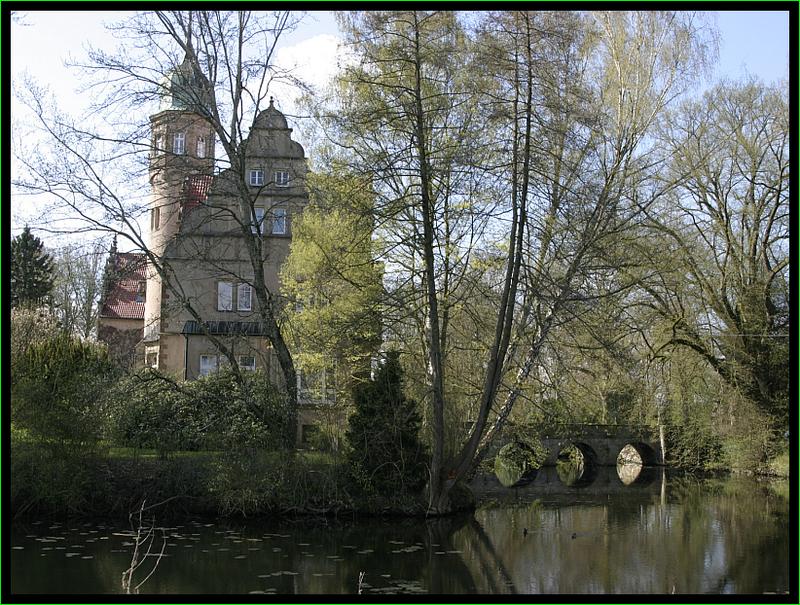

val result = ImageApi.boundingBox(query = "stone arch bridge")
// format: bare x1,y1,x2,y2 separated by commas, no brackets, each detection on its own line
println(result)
498,423,664,467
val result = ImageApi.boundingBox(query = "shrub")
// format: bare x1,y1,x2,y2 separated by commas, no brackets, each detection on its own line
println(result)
346,351,428,496
190,368,292,452
10,306,60,371
110,367,291,457
110,370,202,457
11,333,117,447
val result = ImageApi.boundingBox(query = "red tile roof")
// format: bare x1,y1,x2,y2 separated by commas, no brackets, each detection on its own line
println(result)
185,174,214,209
100,252,147,320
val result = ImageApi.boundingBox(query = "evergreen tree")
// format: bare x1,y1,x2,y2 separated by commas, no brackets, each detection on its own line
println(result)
347,351,427,495
11,226,55,308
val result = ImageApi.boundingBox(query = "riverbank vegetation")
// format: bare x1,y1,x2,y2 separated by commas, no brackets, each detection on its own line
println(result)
11,10,789,518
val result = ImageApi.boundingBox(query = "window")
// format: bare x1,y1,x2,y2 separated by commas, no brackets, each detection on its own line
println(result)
239,356,256,372
196,136,206,158
217,281,233,311
151,206,160,231
199,355,218,377
297,368,334,403
271,208,287,235
154,133,164,154
136,281,146,303
173,132,185,155
237,283,252,311
251,207,265,235
275,170,290,187
249,169,264,186
145,351,158,368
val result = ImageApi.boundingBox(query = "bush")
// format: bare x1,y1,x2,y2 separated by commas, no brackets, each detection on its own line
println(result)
12,333,117,447
110,367,291,457
110,370,202,457
346,351,428,496
10,306,60,371
209,450,354,516
190,368,292,452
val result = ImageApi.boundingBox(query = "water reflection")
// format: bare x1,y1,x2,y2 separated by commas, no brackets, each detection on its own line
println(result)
10,476,789,595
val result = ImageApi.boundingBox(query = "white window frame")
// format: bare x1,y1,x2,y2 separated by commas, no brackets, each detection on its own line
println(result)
237,283,253,311
196,136,206,158
249,169,264,186
271,208,287,235
275,170,290,187
199,355,218,377
238,355,256,372
251,207,266,235
217,281,234,311
173,132,185,155
151,206,160,231
154,133,165,154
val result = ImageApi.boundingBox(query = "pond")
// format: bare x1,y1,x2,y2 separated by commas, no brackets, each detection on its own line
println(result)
9,470,790,595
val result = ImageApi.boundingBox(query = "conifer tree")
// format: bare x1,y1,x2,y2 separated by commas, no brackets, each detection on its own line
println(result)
347,351,427,495
11,226,55,308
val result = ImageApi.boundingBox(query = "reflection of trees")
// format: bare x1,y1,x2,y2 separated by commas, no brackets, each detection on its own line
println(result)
9,478,790,594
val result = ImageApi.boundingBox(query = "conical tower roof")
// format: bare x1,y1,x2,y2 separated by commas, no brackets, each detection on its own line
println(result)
159,53,212,113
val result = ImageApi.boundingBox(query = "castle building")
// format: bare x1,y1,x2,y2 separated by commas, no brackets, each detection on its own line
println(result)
99,54,307,388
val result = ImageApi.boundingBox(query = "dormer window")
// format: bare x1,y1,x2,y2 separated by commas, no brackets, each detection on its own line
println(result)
196,136,206,158
249,169,264,187
275,170,290,187
136,281,146,303
173,133,185,155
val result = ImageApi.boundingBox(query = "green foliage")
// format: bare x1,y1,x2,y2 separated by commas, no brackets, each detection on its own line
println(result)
110,370,203,457
346,351,428,495
190,368,292,452
494,440,546,488
11,333,117,447
11,306,60,372
282,169,382,394
208,451,354,516
664,417,725,472
11,226,55,308
110,368,291,458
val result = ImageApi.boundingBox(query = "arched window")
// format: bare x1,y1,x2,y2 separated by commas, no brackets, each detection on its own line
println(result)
196,136,206,158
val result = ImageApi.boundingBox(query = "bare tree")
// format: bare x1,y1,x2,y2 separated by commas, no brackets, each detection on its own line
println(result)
50,242,106,339
13,11,309,434
639,79,789,428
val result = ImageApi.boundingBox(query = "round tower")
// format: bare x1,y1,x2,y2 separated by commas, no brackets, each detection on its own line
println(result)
143,53,216,344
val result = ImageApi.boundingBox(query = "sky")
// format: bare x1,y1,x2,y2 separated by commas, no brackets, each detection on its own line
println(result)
9,9,791,246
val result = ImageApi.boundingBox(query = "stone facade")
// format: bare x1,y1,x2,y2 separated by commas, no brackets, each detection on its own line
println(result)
97,56,339,441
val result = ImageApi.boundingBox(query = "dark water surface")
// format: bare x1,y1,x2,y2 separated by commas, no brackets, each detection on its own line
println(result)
9,471,790,595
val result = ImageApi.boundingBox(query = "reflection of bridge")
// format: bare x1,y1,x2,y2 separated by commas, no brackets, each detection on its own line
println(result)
499,423,664,467
472,465,666,497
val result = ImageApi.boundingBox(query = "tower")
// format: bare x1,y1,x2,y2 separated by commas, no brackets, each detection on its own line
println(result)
143,53,216,352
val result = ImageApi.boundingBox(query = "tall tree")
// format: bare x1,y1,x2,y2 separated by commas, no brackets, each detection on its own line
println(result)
323,10,714,511
11,226,55,308
282,168,383,398
641,80,790,429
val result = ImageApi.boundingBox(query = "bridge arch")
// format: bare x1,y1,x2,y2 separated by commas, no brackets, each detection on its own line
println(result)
617,442,659,466
556,442,598,487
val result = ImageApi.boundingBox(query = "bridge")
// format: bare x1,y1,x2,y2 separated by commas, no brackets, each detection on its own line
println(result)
496,423,664,467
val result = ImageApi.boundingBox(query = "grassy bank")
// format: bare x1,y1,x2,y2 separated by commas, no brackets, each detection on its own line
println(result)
10,444,430,520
